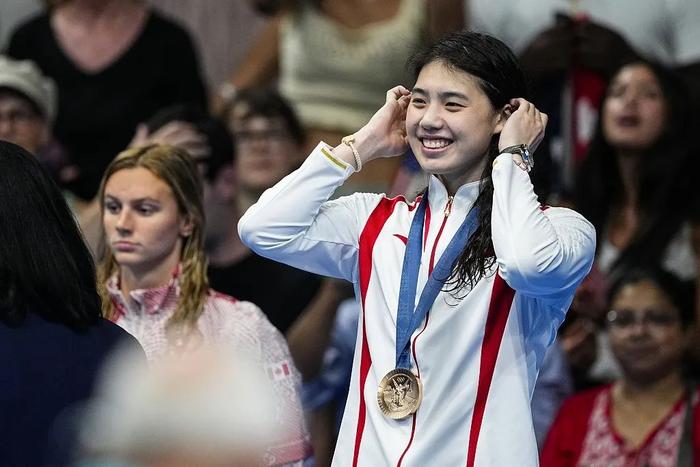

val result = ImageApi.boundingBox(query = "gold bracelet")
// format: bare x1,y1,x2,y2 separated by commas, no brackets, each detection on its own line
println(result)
341,134,362,172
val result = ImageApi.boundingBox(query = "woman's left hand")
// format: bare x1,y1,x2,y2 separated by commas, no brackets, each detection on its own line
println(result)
498,98,548,153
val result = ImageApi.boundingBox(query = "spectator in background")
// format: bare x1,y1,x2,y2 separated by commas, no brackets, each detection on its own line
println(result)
466,0,700,200
223,0,464,194
541,268,698,466
0,54,123,255
572,61,699,383
0,55,55,156
133,99,325,337
96,144,311,465
575,61,697,282
76,344,282,467
0,141,143,467
557,265,608,390
7,0,207,201
222,88,305,213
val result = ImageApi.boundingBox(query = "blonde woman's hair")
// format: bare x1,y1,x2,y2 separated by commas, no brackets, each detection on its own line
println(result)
97,144,209,332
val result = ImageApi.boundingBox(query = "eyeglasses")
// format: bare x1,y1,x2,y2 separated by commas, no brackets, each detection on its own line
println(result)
606,309,679,329
234,128,291,144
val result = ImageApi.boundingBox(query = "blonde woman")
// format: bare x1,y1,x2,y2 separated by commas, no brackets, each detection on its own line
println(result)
97,144,311,466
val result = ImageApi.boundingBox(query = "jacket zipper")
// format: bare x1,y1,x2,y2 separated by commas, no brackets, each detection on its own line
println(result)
429,196,453,274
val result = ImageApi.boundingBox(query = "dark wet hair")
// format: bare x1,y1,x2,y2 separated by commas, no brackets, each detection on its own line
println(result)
0,141,101,330
408,30,528,292
608,267,695,328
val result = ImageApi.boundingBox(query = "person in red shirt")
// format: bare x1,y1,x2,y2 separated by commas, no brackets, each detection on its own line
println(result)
541,267,698,467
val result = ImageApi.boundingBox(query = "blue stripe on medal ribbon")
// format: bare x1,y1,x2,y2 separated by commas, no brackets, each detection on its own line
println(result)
395,190,480,369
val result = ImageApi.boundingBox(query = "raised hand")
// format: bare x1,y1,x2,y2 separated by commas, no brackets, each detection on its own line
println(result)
129,121,209,160
498,98,548,154
350,86,412,164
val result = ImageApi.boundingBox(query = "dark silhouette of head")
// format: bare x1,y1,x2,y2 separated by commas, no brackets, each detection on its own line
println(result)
0,141,101,330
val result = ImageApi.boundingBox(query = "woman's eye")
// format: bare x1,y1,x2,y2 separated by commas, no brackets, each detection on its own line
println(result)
105,202,119,213
411,98,426,106
138,206,156,215
445,102,463,109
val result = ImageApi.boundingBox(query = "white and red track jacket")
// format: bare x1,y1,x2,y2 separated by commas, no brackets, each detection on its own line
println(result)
239,143,596,467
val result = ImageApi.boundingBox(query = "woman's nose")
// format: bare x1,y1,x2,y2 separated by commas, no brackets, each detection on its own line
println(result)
419,103,444,131
115,210,133,233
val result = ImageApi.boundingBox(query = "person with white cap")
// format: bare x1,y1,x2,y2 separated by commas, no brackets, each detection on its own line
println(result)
0,55,56,155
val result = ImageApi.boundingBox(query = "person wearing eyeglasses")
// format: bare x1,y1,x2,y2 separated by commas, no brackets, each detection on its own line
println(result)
220,87,306,214
541,267,698,467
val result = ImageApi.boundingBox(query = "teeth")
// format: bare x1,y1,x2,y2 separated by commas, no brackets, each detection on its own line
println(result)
423,139,451,149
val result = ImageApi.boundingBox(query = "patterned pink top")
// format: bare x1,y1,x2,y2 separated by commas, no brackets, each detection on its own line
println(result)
542,384,700,467
107,275,312,466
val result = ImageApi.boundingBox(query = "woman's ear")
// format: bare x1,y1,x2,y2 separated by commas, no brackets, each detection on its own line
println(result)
493,104,512,135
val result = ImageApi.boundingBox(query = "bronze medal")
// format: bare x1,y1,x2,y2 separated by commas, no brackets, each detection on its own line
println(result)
377,368,423,420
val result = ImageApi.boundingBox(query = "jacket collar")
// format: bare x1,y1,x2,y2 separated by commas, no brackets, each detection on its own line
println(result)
426,174,481,219
107,267,181,317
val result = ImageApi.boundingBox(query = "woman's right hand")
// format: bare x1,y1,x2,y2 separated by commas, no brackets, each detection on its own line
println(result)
340,86,412,166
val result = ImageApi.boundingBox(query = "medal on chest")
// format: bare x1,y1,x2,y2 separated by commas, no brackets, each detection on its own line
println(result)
378,191,479,420
377,368,423,419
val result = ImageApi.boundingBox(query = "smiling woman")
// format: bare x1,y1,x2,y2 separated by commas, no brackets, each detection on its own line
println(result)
96,144,312,466
238,30,595,467
541,268,699,466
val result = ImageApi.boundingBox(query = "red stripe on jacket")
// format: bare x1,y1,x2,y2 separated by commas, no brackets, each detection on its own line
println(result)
465,274,516,467
354,196,413,466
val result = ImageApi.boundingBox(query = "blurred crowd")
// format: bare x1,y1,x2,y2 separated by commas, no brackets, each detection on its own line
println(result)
1,0,700,466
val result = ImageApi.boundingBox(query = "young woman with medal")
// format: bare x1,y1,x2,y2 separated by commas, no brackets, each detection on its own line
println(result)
239,31,596,466
96,144,311,466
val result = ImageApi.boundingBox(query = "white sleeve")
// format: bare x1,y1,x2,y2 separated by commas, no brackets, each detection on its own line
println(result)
238,143,384,283
490,153,596,299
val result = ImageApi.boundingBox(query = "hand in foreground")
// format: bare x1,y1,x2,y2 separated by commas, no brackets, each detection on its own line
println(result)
498,98,548,153
351,86,412,164
129,121,209,160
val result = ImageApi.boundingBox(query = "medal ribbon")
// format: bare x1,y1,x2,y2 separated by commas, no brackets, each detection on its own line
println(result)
395,190,480,369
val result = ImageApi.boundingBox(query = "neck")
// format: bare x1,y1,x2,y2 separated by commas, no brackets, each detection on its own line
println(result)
437,163,487,196
436,158,487,196
617,369,685,404
616,150,642,205
119,248,181,300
